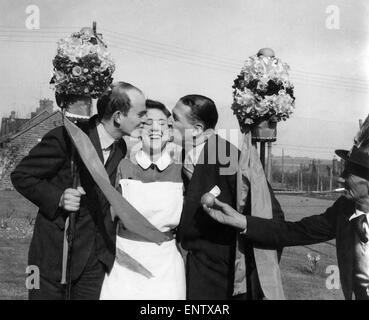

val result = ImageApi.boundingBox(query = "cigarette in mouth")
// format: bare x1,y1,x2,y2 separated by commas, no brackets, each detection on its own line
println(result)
333,188,345,192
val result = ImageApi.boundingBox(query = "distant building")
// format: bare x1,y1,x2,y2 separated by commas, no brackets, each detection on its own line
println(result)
0,99,63,190
30,98,54,119
0,111,29,144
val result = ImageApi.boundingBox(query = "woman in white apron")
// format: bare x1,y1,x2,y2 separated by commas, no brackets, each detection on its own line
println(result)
100,100,185,300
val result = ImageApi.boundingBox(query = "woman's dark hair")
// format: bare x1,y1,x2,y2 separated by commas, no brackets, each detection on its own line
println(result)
146,99,171,118
179,94,218,130
97,82,142,120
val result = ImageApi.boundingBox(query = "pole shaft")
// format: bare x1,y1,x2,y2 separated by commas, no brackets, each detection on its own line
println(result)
260,142,266,169
266,142,272,182
281,149,284,186
65,146,79,300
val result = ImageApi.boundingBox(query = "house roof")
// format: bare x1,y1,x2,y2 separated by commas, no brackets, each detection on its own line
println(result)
17,109,51,132
10,110,62,140
0,117,29,137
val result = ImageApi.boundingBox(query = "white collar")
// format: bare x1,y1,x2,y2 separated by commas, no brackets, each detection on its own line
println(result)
96,121,115,150
64,111,90,120
135,149,172,171
192,129,215,147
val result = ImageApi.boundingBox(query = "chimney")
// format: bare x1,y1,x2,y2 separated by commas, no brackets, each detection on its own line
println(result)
10,111,16,120
38,99,54,114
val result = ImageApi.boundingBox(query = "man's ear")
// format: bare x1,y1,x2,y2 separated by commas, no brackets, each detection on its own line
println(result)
193,122,205,136
113,110,122,128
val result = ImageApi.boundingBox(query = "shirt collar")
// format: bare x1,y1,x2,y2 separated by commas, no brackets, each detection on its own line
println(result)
135,149,172,171
193,129,215,147
64,111,90,120
96,121,116,150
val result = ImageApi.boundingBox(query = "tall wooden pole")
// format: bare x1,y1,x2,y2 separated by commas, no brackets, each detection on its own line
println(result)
266,142,272,182
281,148,285,186
297,167,300,191
260,141,266,169
317,160,320,192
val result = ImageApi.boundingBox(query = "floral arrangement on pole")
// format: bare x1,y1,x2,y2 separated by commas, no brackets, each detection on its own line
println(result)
232,48,295,141
50,27,115,118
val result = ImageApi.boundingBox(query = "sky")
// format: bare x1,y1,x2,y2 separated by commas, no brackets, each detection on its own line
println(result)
0,0,368,159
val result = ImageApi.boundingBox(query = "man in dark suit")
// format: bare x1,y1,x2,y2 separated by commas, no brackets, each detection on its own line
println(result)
172,94,284,299
203,142,369,300
11,82,147,300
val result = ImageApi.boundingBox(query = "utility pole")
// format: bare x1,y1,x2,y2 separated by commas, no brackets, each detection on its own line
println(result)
300,167,303,191
281,148,285,186
329,166,333,191
297,167,299,191
260,142,266,169
317,160,320,192
266,142,272,182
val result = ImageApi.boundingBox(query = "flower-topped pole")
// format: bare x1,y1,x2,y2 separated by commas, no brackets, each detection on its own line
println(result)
232,48,295,173
232,48,295,300
50,23,115,121
50,23,115,299
49,23,170,300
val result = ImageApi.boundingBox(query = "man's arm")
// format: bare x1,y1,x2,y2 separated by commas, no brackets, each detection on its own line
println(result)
204,197,347,248
11,128,69,221
245,198,343,247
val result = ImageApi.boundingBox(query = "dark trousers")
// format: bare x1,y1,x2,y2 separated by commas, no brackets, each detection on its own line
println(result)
354,284,369,300
29,248,105,300
186,251,234,300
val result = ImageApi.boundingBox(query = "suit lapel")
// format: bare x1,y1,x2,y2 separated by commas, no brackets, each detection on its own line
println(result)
87,116,104,165
86,116,126,180
105,139,126,180
181,135,216,228
336,200,355,299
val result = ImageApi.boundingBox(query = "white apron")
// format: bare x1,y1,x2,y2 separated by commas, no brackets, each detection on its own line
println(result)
100,179,185,300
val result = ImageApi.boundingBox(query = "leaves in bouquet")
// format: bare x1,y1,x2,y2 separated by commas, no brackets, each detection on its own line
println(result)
232,54,295,131
50,31,115,99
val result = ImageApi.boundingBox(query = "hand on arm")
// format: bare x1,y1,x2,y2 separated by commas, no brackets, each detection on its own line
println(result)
202,198,247,231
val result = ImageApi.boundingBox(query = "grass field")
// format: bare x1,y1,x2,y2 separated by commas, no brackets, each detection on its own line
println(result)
0,191,344,300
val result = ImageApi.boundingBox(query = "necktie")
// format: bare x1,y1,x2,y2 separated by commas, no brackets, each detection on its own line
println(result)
182,129,215,180
105,141,117,167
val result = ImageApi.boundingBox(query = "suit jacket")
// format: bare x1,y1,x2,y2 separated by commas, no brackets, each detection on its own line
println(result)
178,134,284,299
245,196,357,299
11,115,126,282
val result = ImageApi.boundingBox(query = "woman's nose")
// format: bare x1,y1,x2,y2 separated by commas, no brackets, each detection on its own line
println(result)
152,121,162,131
337,177,345,185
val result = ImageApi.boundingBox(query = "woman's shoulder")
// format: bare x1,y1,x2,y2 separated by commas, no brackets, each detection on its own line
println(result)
116,157,139,179
162,161,183,183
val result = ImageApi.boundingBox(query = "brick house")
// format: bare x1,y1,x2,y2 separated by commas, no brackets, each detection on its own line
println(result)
0,108,63,190
0,111,29,145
